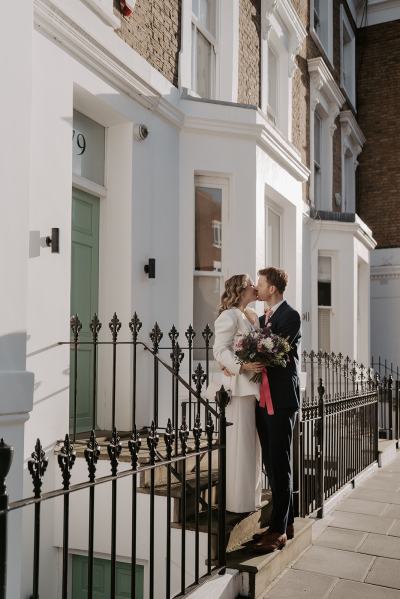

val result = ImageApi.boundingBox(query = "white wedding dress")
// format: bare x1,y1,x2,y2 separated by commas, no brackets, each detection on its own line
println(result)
213,307,262,513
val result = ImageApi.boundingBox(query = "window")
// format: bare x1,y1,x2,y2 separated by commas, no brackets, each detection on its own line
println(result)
192,0,217,98
340,6,356,106
318,255,332,353
267,205,281,268
310,0,333,62
340,111,365,214
314,112,322,208
267,47,278,125
193,178,226,347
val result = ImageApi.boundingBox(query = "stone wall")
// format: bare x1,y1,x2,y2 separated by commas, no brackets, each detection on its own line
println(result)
238,0,261,106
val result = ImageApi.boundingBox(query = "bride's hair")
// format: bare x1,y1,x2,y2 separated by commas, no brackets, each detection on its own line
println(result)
218,274,250,314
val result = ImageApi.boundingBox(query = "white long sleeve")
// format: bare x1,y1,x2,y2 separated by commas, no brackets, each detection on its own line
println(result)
213,310,242,375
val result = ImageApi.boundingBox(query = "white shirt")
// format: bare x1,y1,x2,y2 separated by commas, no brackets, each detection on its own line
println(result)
267,298,285,317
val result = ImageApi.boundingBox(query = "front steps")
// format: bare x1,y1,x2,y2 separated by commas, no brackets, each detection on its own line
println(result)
227,517,313,598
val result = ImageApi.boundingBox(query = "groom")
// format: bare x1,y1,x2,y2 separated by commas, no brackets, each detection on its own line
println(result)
254,267,301,553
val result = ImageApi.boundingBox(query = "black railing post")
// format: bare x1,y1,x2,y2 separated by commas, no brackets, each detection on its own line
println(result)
28,439,49,599
0,439,13,599
150,323,163,428
292,412,300,518
109,314,122,431
388,375,394,440
216,386,229,567
70,315,82,442
128,427,141,599
179,418,189,595
129,313,142,429
375,374,380,463
147,421,159,599
89,314,102,432
107,429,122,599
171,344,184,455
84,431,100,599
316,380,325,519
57,435,76,599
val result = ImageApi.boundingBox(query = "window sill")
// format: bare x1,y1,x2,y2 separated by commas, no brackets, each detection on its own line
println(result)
310,29,334,70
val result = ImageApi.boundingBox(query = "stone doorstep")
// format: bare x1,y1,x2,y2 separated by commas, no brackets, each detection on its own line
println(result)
227,517,313,599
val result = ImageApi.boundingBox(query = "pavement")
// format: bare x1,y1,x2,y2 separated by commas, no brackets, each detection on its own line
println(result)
264,448,400,598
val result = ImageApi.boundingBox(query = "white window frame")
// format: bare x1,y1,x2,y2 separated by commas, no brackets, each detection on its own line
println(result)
266,200,283,269
340,111,365,213
191,0,219,99
260,0,306,140
317,253,333,354
309,58,345,210
310,0,333,65
340,5,356,107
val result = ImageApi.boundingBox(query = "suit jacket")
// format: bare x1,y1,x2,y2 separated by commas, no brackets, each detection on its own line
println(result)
259,301,301,411
213,307,260,398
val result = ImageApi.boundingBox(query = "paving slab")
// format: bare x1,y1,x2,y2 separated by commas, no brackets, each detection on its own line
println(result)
314,527,366,552
389,520,400,537
328,579,400,599
330,510,395,534
292,545,374,581
359,478,400,492
385,505,400,519
351,487,400,504
366,556,400,589
264,569,337,599
359,533,400,560
336,497,388,516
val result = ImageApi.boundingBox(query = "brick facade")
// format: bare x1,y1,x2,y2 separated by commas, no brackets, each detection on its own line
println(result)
237,0,261,107
114,0,181,87
357,20,400,248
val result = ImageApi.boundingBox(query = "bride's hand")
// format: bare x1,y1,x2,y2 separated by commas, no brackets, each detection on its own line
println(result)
240,362,264,373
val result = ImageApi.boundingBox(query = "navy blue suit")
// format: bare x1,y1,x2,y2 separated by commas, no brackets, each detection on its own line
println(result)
256,301,301,534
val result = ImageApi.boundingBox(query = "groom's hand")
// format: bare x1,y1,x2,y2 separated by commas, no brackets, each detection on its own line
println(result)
218,362,234,377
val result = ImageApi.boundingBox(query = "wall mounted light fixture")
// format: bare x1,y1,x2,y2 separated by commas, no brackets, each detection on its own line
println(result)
144,258,155,278
45,228,60,253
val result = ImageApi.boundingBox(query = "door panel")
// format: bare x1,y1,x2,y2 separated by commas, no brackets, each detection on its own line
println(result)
72,555,144,599
70,188,100,434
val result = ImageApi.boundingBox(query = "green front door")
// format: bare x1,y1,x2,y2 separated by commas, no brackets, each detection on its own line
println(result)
71,555,144,599
70,188,100,434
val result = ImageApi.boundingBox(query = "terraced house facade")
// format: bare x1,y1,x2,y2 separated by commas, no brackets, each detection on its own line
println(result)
1,0,399,597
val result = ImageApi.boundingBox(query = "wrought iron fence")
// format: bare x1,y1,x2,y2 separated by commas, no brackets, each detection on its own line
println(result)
296,351,379,518
0,388,229,599
371,356,400,441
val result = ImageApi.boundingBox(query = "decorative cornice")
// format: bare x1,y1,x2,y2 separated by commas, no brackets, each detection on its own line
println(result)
308,57,346,109
308,215,376,250
371,265,400,281
34,0,184,127
340,110,366,149
262,0,306,74
183,113,310,182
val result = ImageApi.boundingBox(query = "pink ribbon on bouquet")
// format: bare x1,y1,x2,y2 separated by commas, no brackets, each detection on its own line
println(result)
260,368,274,415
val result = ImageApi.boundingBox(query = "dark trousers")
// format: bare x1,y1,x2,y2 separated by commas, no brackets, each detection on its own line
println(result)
255,404,297,534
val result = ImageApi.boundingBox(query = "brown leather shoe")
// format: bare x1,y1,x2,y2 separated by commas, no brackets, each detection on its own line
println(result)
253,524,294,542
253,532,287,553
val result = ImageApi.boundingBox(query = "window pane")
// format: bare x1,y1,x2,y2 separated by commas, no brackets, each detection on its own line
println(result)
72,111,105,186
195,30,212,97
314,113,321,165
267,208,280,268
318,308,331,352
193,276,222,358
199,0,215,36
318,282,331,306
345,150,354,211
192,0,199,17
195,186,222,271
314,0,320,32
318,256,331,282
268,48,278,123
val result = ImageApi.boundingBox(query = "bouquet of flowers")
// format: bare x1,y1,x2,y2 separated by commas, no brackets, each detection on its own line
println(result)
234,325,291,384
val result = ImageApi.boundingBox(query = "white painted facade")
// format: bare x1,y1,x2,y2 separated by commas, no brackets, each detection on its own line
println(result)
0,0,377,597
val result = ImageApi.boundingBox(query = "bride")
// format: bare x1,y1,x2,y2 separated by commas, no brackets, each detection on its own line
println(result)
213,274,263,513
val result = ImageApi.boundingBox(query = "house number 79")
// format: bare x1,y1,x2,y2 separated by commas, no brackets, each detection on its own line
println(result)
72,129,87,155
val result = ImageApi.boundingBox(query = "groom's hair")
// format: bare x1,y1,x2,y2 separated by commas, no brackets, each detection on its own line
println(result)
258,267,288,294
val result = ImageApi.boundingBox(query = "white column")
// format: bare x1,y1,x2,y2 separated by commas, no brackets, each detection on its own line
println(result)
219,0,240,102
0,0,34,596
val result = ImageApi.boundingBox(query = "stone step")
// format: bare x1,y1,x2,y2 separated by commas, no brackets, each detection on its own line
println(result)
378,439,398,467
227,517,313,599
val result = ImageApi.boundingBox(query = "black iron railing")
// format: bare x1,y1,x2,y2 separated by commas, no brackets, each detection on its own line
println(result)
296,351,379,518
66,313,215,441
372,357,400,441
0,395,229,599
